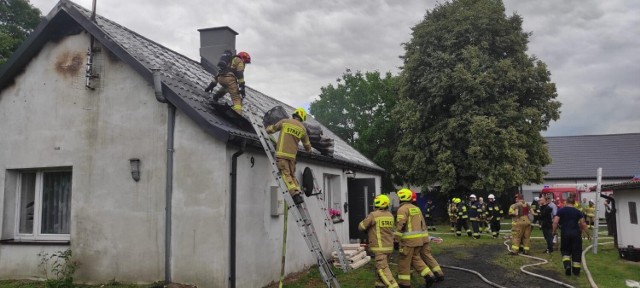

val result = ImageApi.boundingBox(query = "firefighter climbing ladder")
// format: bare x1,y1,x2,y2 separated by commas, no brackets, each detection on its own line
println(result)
246,107,341,288
307,169,351,272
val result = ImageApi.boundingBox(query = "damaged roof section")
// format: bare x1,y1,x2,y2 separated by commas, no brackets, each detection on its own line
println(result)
0,0,384,173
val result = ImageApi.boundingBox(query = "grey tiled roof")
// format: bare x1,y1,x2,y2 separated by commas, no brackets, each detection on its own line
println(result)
6,1,383,172
544,133,640,179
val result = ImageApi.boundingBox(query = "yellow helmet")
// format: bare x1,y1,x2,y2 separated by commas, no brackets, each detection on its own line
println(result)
397,188,413,202
453,197,461,204
293,108,307,121
374,194,390,209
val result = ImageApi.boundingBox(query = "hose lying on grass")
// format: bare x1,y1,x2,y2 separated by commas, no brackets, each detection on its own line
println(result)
503,239,576,288
389,261,507,288
582,241,614,288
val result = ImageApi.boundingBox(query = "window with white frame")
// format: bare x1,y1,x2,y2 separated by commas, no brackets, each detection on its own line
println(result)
15,170,72,241
324,174,341,212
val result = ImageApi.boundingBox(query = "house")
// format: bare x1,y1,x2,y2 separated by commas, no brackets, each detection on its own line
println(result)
521,133,640,217
0,1,384,287
601,181,640,262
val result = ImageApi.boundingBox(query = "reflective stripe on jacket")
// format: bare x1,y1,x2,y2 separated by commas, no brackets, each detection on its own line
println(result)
266,118,312,160
359,209,394,253
395,202,429,247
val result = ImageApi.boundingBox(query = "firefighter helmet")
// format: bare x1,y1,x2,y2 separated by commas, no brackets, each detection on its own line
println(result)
374,194,390,209
293,108,307,121
470,194,476,199
397,188,413,202
453,197,461,204
411,191,418,202
488,194,495,199
237,51,251,64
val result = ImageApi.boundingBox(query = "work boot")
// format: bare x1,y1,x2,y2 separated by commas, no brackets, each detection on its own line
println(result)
434,272,445,282
572,267,580,276
563,261,571,276
424,275,436,288
292,193,304,205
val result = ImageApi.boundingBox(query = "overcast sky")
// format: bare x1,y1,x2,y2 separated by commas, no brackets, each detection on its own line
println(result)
29,0,639,137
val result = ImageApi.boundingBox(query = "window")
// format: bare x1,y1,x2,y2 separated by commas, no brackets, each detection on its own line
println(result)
630,202,638,225
15,170,72,241
324,174,341,212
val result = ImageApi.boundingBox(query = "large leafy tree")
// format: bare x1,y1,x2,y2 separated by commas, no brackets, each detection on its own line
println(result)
394,0,561,195
310,70,401,191
0,0,41,66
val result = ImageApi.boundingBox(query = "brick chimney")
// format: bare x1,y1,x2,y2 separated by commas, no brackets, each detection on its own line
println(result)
198,26,238,74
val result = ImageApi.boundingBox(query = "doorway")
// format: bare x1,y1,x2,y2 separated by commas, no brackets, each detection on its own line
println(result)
347,178,376,241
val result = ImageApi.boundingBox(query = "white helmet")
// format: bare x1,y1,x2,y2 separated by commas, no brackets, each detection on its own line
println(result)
488,194,495,199
469,194,476,199
534,197,540,201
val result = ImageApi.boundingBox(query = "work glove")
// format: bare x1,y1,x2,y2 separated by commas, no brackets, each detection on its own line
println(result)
239,83,246,98
204,81,217,93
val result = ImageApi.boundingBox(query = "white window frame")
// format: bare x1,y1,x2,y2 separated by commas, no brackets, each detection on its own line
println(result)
14,169,71,242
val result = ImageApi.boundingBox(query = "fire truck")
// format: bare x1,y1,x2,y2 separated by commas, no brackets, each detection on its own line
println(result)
539,186,587,208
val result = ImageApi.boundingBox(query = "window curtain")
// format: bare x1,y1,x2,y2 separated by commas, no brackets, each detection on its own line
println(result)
41,172,72,234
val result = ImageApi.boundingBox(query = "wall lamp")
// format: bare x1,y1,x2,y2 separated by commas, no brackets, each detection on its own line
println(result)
129,158,141,182
344,169,356,179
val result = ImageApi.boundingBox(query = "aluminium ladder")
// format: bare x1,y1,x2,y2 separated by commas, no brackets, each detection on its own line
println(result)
307,169,350,272
246,107,341,288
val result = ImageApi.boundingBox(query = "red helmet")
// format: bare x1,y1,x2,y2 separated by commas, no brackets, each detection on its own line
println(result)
237,51,251,64
411,191,417,203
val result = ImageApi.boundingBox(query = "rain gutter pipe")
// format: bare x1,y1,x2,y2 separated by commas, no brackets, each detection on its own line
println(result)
229,139,246,288
153,69,173,283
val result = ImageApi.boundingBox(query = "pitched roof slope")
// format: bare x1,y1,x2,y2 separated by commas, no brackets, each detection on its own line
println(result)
544,133,640,179
0,0,383,173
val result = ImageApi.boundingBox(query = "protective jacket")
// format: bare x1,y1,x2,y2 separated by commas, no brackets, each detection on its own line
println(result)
266,118,312,160
487,201,503,221
218,56,246,85
394,202,429,247
467,200,483,220
359,209,395,253
456,202,468,219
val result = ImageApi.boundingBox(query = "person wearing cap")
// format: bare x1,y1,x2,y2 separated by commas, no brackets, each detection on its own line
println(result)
359,194,398,288
448,198,458,232
467,194,483,239
509,193,532,255
486,194,503,239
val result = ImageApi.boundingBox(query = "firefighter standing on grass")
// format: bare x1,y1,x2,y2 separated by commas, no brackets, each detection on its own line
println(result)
553,194,590,276
509,193,532,255
425,199,436,231
359,194,398,288
266,108,312,205
205,51,251,115
448,198,458,232
455,198,472,237
394,188,437,288
486,194,503,239
468,194,483,239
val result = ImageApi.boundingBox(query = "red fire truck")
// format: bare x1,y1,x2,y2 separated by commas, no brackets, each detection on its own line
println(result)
539,186,586,208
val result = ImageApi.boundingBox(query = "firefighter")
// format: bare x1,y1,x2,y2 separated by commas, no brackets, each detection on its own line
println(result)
553,194,590,276
468,194,483,239
424,199,436,231
205,51,251,115
509,193,532,255
584,200,596,229
358,194,398,288
448,198,458,232
455,198,472,237
266,108,312,205
486,194,503,239
394,188,437,288
478,196,489,233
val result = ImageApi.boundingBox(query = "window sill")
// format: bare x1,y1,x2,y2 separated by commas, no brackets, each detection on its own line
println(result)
0,239,70,245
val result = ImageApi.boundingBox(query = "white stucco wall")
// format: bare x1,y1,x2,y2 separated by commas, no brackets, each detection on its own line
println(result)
0,32,168,282
615,190,640,248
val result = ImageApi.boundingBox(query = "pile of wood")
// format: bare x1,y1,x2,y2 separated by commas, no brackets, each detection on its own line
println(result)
332,243,370,270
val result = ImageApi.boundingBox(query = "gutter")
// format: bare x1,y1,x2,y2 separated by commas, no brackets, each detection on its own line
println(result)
229,139,246,288
153,69,174,283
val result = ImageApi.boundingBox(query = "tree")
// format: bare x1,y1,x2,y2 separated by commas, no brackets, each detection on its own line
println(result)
310,70,401,191
394,0,561,195
0,0,41,66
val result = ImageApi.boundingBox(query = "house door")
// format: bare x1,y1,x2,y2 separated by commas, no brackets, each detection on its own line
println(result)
347,178,376,241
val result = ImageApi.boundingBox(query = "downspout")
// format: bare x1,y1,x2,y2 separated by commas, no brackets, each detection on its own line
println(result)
153,68,173,283
229,139,246,288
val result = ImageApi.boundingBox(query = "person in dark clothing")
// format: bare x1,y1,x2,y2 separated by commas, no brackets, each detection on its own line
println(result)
553,195,589,276
467,194,482,239
604,199,614,236
424,199,436,231
538,196,554,253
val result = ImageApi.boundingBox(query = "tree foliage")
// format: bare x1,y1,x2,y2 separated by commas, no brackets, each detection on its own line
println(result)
0,0,41,66
310,70,401,191
394,0,561,195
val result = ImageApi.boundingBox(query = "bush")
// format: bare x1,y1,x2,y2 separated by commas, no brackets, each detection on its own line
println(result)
38,248,79,287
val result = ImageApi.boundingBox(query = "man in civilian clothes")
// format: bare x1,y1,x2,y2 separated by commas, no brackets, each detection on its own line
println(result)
538,196,555,253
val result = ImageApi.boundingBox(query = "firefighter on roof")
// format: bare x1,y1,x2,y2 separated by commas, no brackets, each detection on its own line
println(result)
266,108,312,205
394,188,437,288
359,194,398,288
509,193,532,255
205,51,251,115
